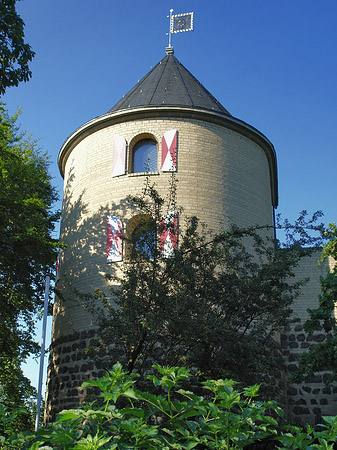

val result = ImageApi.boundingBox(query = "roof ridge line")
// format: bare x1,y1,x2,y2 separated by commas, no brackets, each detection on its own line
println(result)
173,55,194,107
148,56,167,105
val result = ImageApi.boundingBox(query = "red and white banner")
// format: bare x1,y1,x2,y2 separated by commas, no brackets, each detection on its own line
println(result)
159,211,178,257
161,130,177,172
107,215,123,262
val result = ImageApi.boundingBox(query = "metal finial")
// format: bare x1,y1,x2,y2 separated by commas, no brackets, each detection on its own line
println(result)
166,9,194,51
167,9,174,49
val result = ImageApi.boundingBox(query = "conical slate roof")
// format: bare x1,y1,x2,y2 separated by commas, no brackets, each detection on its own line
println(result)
109,49,230,115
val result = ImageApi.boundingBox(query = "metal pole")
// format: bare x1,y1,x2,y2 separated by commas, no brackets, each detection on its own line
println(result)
35,275,50,431
168,9,173,48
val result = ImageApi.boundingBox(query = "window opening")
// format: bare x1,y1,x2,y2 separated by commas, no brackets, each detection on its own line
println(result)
127,214,156,259
132,139,157,173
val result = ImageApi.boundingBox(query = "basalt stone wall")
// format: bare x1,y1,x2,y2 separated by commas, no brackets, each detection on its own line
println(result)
46,254,336,424
283,253,337,424
45,329,289,423
282,324,336,424
44,329,102,423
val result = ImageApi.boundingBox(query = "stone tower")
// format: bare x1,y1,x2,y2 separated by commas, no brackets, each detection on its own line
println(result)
45,48,278,420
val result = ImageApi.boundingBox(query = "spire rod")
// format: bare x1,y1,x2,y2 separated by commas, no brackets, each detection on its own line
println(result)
167,9,174,49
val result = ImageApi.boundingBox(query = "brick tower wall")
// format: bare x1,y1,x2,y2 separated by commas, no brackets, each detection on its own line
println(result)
45,114,275,420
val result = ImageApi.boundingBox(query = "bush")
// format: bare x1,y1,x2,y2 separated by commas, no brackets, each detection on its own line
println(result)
1,364,337,449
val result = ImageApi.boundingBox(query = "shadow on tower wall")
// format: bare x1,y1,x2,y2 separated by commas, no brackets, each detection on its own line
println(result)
45,166,133,421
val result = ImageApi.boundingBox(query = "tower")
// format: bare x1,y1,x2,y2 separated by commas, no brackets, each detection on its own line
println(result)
45,48,278,420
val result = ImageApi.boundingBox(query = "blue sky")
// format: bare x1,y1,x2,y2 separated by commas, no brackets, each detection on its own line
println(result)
3,0,337,392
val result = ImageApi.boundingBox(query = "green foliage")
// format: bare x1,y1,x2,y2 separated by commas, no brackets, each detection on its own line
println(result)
0,364,283,449
0,403,36,449
0,358,37,416
320,223,337,263
291,223,337,383
2,364,337,450
276,210,325,250
276,416,337,450
0,0,35,95
0,103,60,410
84,179,321,396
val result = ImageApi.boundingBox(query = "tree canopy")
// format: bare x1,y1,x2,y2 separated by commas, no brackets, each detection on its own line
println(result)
0,103,59,407
0,0,35,95
84,180,321,397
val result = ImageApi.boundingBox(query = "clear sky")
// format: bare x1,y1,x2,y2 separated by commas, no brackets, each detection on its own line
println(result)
3,0,337,392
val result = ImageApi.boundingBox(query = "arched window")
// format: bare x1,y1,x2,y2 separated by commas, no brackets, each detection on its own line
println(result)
127,214,156,259
132,139,158,173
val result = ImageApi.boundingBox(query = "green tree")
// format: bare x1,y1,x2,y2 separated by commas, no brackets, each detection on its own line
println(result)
86,180,321,397
0,103,59,408
292,223,337,383
0,0,35,95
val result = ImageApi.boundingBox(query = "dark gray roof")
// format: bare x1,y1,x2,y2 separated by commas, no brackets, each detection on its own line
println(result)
109,50,231,115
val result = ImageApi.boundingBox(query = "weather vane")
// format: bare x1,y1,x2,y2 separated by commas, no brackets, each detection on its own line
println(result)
167,9,194,49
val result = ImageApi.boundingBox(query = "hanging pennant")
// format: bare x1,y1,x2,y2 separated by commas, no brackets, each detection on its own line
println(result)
159,211,178,258
107,215,123,262
112,136,127,177
161,130,177,172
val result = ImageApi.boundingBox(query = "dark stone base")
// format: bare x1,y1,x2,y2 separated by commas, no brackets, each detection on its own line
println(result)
45,329,100,422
